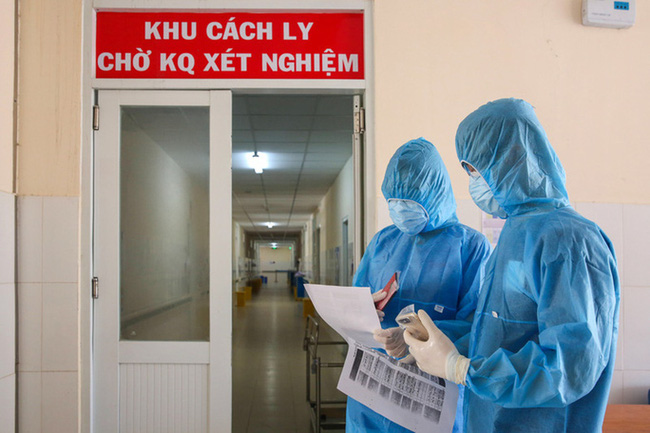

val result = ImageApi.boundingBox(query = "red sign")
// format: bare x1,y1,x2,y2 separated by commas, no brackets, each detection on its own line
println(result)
95,11,364,80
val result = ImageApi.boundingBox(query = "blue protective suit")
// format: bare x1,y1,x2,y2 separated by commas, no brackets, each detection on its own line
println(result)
346,138,491,433
455,99,620,432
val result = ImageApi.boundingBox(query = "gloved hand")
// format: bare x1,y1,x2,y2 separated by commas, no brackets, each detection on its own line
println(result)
373,327,414,364
403,310,470,385
371,291,387,321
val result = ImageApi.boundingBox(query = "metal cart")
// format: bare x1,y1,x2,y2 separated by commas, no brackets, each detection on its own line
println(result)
303,315,348,432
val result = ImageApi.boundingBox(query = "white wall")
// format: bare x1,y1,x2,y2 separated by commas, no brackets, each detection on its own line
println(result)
120,124,209,321
17,196,79,432
0,192,16,432
301,219,312,278
232,222,248,289
373,1,650,404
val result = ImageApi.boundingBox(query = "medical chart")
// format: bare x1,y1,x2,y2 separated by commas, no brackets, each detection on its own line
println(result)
338,342,458,433
304,284,381,348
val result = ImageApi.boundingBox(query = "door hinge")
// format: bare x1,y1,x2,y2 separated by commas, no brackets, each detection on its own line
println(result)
93,105,100,131
92,276,99,299
354,108,365,134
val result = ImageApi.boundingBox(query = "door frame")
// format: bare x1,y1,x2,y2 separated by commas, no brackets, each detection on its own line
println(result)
80,2,374,431
92,90,231,432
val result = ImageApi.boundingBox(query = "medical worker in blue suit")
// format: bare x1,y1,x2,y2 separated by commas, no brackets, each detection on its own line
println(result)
345,138,492,433
404,99,620,433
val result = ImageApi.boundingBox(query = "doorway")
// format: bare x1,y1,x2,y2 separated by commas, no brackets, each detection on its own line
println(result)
231,94,361,432
92,91,364,432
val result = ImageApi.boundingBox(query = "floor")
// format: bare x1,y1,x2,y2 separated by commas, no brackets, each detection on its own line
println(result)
232,274,347,433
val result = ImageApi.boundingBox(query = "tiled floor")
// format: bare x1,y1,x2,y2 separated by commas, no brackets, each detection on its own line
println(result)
232,275,347,433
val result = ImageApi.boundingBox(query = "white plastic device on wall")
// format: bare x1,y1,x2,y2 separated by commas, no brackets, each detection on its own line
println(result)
582,0,636,28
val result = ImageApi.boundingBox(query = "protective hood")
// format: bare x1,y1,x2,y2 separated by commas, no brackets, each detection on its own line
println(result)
382,138,458,232
455,98,570,216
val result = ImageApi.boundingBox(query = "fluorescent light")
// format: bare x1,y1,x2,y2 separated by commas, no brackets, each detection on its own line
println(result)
247,152,267,174
265,222,275,228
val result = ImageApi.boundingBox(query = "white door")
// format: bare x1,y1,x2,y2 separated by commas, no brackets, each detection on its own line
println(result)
93,90,232,432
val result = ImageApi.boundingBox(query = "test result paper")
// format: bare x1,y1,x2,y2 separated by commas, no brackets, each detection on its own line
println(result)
304,283,381,348
338,342,458,433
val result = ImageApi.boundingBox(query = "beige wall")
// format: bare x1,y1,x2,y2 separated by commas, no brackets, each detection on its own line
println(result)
312,156,355,283
319,156,355,252
373,1,650,206
17,0,82,196
1,0,15,194
259,246,293,271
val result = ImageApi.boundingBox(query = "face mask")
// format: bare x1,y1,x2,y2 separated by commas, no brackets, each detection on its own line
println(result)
469,176,508,218
387,199,430,235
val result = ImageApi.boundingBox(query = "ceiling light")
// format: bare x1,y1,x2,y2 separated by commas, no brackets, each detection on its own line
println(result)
265,222,275,228
247,152,267,174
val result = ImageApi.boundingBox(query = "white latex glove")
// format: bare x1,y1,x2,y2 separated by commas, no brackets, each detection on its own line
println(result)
371,291,387,321
403,310,470,385
373,327,414,364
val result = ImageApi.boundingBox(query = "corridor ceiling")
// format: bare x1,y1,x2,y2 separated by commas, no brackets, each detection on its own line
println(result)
232,95,354,240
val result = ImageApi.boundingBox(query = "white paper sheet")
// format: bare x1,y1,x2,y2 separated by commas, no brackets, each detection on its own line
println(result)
304,284,381,348
338,342,458,433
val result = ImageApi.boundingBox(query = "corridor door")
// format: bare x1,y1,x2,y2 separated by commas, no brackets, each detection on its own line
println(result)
93,90,232,432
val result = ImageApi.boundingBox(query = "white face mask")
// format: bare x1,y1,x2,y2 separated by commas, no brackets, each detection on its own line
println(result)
469,176,508,219
387,199,430,235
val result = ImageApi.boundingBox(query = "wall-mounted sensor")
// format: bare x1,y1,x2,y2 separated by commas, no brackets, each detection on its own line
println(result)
582,0,636,28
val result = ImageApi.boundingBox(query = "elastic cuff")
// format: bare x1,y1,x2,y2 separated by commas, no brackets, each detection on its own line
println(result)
455,356,470,386
445,353,469,385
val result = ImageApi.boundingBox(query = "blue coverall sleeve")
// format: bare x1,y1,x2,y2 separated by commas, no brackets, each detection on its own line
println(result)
437,232,492,353
466,238,618,408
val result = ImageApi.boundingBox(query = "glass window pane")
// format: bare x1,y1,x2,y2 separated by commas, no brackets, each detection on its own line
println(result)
120,106,209,341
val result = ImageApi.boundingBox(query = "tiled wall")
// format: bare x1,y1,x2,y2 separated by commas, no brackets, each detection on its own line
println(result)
456,199,650,405
0,191,16,432
16,196,79,432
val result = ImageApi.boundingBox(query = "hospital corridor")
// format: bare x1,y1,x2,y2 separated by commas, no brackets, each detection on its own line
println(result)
232,274,345,433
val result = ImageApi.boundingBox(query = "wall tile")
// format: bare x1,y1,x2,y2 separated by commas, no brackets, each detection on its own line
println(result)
608,371,623,404
456,199,482,233
0,191,15,284
623,287,650,371
0,374,16,433
0,283,15,379
623,204,650,287
42,197,78,283
18,283,42,372
42,372,77,433
622,370,650,404
18,371,41,433
575,203,624,285
42,283,78,371
17,196,42,283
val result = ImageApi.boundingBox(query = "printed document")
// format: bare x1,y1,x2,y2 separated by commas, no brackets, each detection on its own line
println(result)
304,284,381,348
338,342,458,433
